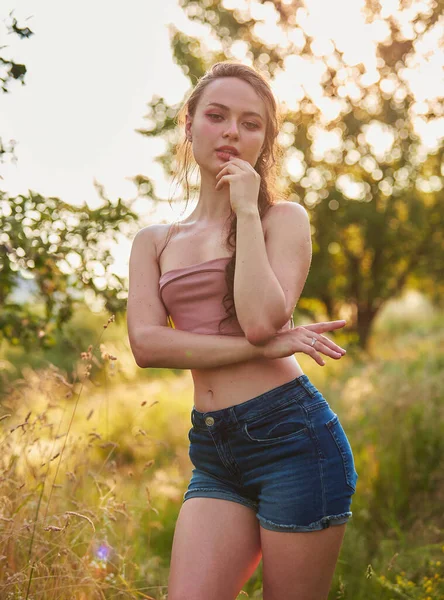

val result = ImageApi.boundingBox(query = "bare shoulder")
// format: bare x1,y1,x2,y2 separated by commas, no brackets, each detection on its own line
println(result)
134,222,175,260
268,200,308,218
264,201,309,235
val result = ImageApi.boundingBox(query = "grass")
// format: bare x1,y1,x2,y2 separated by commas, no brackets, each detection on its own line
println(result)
0,297,443,598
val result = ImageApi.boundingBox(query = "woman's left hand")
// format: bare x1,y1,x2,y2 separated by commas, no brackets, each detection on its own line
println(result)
215,156,261,214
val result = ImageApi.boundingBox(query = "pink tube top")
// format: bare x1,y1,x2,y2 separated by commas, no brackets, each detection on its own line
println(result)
159,256,293,336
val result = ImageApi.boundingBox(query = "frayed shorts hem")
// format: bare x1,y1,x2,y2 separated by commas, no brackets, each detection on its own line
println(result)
257,511,353,532
183,489,258,513
183,490,352,532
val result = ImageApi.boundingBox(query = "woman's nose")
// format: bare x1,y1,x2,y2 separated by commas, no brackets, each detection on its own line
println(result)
223,121,240,138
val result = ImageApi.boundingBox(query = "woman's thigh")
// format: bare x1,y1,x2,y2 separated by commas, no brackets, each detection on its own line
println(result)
260,523,347,600
168,497,262,600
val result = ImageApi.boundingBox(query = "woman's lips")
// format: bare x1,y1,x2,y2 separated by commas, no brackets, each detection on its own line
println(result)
216,150,237,160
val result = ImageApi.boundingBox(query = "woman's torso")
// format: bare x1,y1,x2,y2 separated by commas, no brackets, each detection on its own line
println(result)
155,209,304,412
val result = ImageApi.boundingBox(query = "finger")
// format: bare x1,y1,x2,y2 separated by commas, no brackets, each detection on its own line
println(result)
304,320,346,329
304,320,346,333
308,336,344,359
302,343,325,366
215,174,235,190
219,160,242,172
215,174,232,187
315,333,346,355
305,333,341,357
303,324,347,354
226,156,249,170
228,157,259,177
215,165,231,180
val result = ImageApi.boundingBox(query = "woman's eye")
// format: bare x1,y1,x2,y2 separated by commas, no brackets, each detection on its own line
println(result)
207,114,259,129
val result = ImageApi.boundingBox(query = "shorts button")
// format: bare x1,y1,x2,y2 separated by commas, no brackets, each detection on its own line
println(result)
205,416,215,426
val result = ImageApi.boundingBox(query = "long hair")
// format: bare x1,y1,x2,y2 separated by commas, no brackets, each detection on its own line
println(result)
159,61,286,333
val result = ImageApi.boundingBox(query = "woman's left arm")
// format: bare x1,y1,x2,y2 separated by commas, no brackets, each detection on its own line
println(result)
234,202,312,345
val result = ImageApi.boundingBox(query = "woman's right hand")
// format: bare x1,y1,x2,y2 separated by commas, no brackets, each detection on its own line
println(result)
260,320,347,366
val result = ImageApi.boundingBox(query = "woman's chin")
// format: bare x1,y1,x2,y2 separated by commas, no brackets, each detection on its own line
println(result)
198,161,223,176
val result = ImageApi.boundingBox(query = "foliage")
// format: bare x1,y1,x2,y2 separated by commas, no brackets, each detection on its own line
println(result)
0,188,140,350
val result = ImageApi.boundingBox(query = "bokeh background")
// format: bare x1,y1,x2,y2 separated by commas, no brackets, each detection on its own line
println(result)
1,0,443,598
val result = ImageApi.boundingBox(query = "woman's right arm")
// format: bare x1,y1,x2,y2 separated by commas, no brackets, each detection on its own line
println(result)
133,326,263,369
127,225,264,369
127,226,347,369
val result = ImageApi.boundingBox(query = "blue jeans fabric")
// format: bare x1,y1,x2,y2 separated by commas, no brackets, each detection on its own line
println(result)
184,374,359,532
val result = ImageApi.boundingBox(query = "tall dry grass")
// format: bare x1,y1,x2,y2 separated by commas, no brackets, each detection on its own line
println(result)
0,315,190,599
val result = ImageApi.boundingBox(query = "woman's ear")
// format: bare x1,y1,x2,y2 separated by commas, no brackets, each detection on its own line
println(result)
185,114,193,141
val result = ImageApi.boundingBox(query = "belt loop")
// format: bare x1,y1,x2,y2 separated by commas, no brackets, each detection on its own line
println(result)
298,376,316,398
229,406,240,428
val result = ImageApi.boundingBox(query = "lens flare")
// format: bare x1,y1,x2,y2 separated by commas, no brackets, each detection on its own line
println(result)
96,543,111,561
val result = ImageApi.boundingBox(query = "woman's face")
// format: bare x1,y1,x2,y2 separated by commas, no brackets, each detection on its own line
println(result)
185,77,267,175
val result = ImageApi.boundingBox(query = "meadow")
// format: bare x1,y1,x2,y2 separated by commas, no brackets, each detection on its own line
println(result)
0,292,443,599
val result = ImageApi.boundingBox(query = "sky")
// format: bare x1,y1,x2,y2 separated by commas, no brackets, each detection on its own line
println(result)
1,0,195,279
1,0,442,285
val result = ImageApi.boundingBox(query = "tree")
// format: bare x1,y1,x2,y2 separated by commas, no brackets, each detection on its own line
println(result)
0,188,138,349
137,0,444,349
0,11,32,164
0,11,139,349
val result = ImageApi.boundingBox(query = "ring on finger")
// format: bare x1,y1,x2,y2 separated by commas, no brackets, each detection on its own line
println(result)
311,337,317,347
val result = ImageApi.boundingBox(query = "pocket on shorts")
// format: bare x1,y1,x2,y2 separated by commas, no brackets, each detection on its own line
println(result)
242,400,309,445
325,414,358,492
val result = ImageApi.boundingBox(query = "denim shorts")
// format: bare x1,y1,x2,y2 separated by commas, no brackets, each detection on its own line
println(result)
184,374,359,533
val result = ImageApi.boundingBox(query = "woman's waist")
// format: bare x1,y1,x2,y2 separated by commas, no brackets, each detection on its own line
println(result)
191,355,304,412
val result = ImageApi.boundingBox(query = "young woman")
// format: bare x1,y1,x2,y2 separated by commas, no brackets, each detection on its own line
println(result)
127,62,358,600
